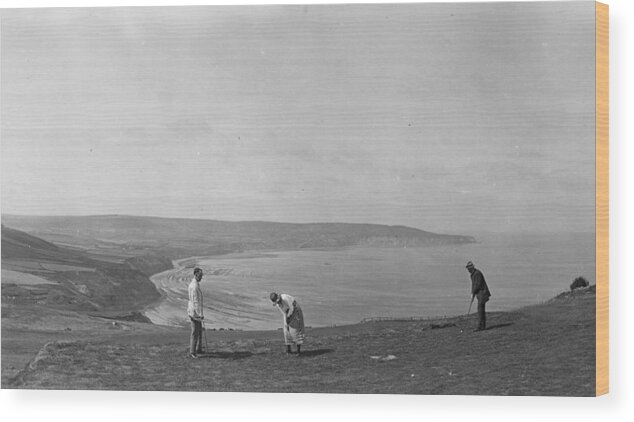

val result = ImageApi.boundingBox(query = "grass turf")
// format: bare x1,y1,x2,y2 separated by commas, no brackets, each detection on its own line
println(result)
4,287,595,395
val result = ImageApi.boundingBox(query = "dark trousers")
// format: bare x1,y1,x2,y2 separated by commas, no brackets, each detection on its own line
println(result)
190,318,203,354
477,301,486,330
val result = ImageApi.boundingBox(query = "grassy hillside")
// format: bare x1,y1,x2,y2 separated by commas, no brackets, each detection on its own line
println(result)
3,287,596,395
1,225,164,313
2,214,476,259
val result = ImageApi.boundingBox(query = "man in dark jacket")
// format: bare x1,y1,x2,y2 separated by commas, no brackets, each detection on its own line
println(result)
466,261,491,331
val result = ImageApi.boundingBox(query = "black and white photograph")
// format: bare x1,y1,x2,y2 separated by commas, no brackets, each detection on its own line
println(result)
1,0,602,396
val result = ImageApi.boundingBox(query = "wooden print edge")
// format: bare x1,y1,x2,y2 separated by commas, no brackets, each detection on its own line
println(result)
595,0,609,397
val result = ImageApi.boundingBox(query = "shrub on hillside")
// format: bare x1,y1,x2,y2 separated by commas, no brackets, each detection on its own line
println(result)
570,276,589,291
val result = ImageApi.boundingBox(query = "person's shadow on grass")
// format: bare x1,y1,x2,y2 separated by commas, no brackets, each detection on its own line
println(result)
485,322,514,331
298,348,334,358
198,351,253,360
194,348,334,359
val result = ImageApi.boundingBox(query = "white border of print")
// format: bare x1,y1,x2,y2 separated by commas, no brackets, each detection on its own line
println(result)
1,1,632,422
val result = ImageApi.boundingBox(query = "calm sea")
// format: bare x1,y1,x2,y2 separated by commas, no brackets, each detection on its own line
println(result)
145,232,595,330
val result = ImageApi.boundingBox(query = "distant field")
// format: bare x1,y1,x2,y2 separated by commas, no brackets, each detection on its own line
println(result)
1,269,58,286
2,260,56,273
1,226,163,313
38,263,96,272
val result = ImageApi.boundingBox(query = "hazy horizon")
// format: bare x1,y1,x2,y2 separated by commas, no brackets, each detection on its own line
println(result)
0,212,595,238
1,2,596,235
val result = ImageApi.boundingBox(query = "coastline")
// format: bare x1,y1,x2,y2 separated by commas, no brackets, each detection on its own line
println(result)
142,236,596,331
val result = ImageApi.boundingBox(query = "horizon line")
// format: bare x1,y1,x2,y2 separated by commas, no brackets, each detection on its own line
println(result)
0,212,596,237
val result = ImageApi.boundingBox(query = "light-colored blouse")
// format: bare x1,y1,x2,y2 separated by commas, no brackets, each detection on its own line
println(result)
275,293,296,320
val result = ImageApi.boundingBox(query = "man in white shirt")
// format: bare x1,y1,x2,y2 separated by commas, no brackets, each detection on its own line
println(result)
270,292,305,356
187,267,205,358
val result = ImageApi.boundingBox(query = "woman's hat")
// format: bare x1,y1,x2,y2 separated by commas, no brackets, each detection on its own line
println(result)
270,292,279,303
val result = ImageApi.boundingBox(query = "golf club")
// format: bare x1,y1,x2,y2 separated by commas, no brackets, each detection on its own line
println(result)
467,296,475,315
202,320,209,354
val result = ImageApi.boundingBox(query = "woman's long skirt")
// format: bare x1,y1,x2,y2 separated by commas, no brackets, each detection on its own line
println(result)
283,305,305,345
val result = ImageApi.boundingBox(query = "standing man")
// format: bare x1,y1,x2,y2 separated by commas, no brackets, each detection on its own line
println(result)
187,267,205,358
270,292,305,356
466,261,491,331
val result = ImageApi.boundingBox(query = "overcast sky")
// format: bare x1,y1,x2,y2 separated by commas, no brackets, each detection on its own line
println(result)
1,2,596,234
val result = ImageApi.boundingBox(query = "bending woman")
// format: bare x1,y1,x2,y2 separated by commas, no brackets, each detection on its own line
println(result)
270,292,305,356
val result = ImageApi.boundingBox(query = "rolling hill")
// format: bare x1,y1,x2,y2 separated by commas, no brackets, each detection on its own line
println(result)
1,225,164,313
1,214,476,260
